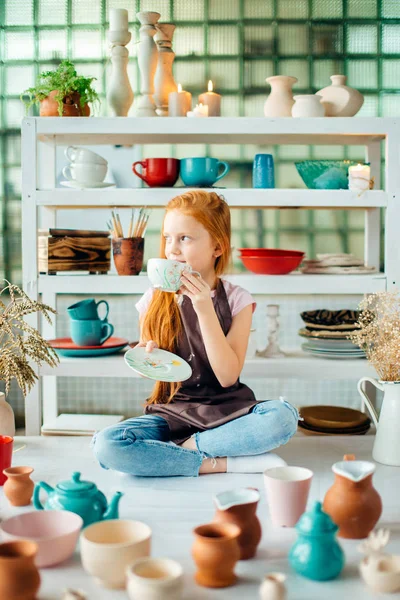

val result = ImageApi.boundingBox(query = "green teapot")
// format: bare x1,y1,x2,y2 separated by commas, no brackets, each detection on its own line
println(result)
33,471,123,527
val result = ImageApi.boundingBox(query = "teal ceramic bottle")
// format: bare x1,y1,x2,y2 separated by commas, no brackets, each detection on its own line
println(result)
289,501,344,581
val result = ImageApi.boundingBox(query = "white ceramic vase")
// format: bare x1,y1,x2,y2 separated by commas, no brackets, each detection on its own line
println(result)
317,75,364,117
154,24,178,117
259,573,287,600
0,392,15,437
107,29,134,117
264,76,297,117
292,94,325,117
136,11,160,117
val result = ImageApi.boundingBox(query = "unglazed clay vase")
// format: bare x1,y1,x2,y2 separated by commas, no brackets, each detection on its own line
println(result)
292,95,325,117
323,454,382,539
264,76,297,117
112,237,144,276
3,466,34,506
0,540,40,600
259,572,287,600
192,523,240,588
40,90,90,117
317,75,364,117
213,488,262,559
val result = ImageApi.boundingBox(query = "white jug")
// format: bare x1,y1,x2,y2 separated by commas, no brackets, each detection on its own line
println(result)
358,378,400,466
259,573,287,600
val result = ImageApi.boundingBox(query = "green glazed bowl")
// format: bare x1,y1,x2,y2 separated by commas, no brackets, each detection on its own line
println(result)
295,160,360,190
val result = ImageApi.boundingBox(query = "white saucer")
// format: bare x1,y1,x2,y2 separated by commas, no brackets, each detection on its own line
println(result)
124,347,192,382
60,180,116,189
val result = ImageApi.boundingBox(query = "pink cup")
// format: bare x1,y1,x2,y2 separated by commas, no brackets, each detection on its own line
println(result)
264,466,313,527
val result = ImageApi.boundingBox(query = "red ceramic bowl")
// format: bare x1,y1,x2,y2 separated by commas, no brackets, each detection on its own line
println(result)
239,253,305,275
238,248,304,257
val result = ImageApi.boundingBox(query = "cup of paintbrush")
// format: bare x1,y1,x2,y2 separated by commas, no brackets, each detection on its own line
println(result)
112,237,145,276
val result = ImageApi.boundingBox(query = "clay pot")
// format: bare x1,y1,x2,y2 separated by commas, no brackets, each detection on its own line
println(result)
323,454,382,539
40,90,90,117
213,487,262,559
192,523,240,588
0,540,40,600
112,237,144,276
3,466,34,506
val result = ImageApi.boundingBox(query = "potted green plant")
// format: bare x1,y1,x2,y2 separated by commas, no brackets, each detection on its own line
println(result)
21,60,100,117
0,280,59,433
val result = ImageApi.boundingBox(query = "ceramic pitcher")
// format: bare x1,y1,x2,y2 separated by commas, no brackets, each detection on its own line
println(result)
358,378,400,466
213,487,262,559
323,454,382,539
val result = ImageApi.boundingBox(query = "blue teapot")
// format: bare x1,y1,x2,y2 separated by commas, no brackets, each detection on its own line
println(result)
33,471,123,527
289,500,344,581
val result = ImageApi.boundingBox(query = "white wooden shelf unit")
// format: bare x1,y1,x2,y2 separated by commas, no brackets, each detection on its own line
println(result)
21,117,400,435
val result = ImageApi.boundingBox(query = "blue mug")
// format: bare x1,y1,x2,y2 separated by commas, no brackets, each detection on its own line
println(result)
67,299,109,321
253,154,275,188
180,157,230,187
70,318,114,347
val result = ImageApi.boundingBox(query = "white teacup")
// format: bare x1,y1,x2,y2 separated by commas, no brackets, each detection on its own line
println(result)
65,146,107,165
63,162,107,185
126,557,184,600
147,258,200,292
80,519,151,589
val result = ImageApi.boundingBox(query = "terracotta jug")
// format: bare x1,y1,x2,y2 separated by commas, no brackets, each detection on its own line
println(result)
192,522,240,588
3,466,34,506
0,540,41,600
213,487,262,559
323,454,382,539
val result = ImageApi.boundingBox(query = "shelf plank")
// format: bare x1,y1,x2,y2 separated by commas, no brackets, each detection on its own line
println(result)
39,350,377,380
38,272,387,295
36,189,388,209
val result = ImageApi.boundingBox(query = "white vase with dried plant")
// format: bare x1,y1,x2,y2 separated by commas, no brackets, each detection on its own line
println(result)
154,23,177,117
0,391,15,436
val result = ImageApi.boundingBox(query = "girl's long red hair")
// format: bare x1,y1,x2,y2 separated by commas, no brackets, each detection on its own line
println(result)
142,191,231,405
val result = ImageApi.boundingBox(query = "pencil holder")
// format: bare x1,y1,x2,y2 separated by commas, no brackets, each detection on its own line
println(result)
112,237,144,276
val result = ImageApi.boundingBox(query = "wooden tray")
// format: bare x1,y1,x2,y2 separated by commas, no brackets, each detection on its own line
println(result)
299,405,370,430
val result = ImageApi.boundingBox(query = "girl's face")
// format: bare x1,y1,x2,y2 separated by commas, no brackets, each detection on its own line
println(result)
163,210,221,278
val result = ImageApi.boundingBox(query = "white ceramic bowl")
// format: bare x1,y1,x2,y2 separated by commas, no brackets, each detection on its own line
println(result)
0,510,83,568
126,557,184,600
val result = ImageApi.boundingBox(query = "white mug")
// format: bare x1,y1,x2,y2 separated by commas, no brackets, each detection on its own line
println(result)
147,258,200,292
62,162,107,185
65,146,107,165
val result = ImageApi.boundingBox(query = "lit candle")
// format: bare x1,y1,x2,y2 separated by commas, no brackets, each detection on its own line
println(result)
348,164,371,193
109,8,128,31
168,83,192,117
198,80,221,117
187,103,208,118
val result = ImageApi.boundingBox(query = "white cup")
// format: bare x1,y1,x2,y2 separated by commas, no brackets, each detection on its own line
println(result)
63,162,107,185
147,258,200,292
65,146,107,165
126,557,184,600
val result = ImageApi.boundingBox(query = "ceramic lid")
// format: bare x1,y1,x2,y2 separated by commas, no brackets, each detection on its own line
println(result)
57,471,96,494
296,501,338,535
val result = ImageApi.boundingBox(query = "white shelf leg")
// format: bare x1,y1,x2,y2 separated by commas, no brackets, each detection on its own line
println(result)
41,291,58,424
385,126,400,290
364,141,381,270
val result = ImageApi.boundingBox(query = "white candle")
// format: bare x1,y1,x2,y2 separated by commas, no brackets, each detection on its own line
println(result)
198,80,221,117
168,83,192,117
109,8,128,31
348,164,371,193
187,103,208,118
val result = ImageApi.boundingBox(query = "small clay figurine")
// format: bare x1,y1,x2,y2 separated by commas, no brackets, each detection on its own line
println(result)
359,529,400,594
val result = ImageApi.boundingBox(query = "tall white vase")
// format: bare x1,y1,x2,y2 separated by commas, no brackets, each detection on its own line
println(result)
317,75,364,117
154,24,177,117
0,392,15,437
136,11,160,117
264,76,298,117
256,304,285,358
107,30,134,117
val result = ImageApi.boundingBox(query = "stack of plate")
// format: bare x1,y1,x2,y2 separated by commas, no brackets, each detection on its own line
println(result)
48,336,129,357
299,309,365,359
301,253,377,275
298,405,371,436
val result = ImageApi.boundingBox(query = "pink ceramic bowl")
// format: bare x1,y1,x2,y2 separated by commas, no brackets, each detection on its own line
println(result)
0,510,83,568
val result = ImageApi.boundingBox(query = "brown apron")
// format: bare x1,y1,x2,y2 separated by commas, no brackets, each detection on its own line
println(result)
144,280,258,444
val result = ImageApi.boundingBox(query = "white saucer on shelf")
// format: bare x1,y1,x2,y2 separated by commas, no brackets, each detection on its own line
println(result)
60,180,116,189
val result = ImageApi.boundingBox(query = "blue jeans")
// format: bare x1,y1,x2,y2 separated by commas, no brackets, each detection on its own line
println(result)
92,399,298,478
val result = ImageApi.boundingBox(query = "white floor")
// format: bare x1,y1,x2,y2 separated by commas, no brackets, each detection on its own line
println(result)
1,435,400,599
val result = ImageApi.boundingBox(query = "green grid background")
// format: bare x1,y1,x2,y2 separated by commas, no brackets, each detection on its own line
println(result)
2,0,400,282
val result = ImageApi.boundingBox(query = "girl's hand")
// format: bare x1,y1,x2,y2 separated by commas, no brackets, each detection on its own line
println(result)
134,340,158,353
179,272,213,314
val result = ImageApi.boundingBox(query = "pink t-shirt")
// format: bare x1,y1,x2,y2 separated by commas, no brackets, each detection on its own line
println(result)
135,278,256,319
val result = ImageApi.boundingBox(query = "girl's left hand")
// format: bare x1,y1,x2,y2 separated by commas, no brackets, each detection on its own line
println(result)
179,272,213,313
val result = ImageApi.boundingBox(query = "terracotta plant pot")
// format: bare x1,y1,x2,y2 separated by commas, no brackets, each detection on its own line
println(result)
39,90,90,117
0,540,40,600
3,466,34,506
192,522,240,588
112,237,144,276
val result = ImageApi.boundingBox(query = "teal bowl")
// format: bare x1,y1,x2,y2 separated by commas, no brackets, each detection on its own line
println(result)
295,160,360,190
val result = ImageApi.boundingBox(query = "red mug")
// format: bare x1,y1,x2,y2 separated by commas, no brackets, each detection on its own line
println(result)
132,158,180,187
0,436,13,485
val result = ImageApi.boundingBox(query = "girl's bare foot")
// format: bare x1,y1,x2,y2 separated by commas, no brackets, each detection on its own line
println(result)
179,437,227,474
